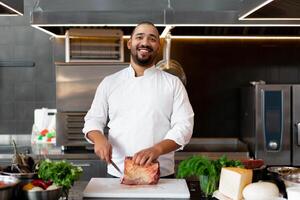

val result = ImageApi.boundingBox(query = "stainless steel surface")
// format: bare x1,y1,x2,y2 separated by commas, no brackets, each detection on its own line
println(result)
292,85,300,165
23,186,63,200
55,63,127,146
156,32,187,85
110,160,122,175
31,0,298,36
282,172,300,187
0,0,23,15
56,63,127,112
1,172,37,179
175,138,249,161
267,166,300,176
241,84,292,165
297,123,300,146
65,29,124,63
0,175,19,200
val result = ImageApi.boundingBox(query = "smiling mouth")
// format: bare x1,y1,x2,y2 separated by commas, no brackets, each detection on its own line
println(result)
137,47,152,53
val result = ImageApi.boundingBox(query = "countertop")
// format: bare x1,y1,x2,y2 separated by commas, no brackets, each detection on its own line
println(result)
68,180,217,200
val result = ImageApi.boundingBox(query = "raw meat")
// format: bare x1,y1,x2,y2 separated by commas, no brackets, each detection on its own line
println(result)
121,157,160,185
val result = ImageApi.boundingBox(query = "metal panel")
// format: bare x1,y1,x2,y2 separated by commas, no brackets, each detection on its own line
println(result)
56,63,128,112
255,85,291,165
292,85,300,165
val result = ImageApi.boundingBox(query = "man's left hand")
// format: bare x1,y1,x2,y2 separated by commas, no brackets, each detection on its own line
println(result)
132,146,161,166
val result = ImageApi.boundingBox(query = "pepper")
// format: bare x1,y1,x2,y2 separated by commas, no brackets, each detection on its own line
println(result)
31,179,52,190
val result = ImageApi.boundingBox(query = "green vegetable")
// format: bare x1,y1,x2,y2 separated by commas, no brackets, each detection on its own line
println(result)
176,155,243,197
37,159,83,190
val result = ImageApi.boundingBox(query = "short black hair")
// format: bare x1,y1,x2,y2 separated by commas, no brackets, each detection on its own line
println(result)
130,21,159,38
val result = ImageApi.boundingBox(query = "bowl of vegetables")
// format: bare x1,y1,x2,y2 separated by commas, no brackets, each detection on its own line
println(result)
22,159,82,200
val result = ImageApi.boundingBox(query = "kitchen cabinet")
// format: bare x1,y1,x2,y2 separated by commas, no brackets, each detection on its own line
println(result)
67,159,107,181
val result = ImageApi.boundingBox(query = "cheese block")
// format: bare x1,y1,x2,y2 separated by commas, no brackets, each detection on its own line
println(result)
218,167,253,200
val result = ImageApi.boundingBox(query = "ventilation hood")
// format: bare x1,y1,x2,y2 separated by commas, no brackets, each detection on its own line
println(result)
0,0,23,16
31,0,300,38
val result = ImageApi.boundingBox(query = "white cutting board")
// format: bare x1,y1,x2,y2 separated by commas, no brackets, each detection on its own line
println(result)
83,178,190,198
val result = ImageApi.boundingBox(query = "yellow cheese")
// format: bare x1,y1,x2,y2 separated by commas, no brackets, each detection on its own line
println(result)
218,167,253,200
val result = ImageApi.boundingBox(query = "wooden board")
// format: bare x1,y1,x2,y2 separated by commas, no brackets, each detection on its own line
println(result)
83,178,190,199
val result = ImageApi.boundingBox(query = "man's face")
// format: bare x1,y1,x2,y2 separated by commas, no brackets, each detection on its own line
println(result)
127,24,160,67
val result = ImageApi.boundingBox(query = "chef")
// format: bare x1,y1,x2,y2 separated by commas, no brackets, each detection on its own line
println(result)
83,21,194,178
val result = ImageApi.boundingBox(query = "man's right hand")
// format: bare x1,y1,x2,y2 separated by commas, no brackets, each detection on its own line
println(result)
87,130,112,164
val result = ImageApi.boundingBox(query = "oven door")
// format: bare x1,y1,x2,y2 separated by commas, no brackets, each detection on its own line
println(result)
256,84,291,165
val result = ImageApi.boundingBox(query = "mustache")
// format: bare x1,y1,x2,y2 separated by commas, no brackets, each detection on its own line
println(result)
137,45,153,52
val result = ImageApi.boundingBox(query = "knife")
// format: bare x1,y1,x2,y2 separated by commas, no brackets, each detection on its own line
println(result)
110,160,122,175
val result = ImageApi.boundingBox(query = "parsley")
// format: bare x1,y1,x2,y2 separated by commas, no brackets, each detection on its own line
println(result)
37,159,83,190
176,155,243,197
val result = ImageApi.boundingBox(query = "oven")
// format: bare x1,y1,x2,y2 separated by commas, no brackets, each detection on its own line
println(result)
241,83,300,166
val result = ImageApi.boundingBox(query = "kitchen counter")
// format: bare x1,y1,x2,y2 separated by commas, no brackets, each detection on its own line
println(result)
68,180,217,200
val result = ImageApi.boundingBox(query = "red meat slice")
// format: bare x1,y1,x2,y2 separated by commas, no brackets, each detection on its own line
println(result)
121,157,160,185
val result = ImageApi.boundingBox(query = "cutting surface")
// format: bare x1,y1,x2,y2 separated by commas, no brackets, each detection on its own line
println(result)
83,178,190,198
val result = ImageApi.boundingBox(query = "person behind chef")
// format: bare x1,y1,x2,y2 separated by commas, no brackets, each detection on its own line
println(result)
83,21,194,178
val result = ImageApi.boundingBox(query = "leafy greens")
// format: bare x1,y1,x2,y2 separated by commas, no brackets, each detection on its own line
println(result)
37,159,83,190
176,155,243,196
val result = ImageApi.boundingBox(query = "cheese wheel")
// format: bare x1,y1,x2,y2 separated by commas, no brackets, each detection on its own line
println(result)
242,181,279,200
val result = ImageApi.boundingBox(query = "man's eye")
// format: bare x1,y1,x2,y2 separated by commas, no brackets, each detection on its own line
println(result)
136,36,143,40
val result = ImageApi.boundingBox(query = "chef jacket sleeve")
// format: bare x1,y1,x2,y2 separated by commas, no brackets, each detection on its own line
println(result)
82,77,109,144
163,78,194,150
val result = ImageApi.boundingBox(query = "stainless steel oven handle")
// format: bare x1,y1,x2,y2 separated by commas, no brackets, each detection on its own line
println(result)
297,123,300,145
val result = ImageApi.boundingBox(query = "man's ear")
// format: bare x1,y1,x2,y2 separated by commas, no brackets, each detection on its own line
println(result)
127,39,132,49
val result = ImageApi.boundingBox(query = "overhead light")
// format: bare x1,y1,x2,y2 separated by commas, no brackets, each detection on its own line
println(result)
239,0,274,20
240,0,300,21
0,0,23,16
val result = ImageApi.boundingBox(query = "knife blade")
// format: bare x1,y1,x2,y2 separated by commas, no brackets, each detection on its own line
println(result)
110,160,122,175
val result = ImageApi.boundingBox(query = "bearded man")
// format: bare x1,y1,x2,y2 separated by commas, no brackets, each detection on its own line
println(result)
83,21,194,178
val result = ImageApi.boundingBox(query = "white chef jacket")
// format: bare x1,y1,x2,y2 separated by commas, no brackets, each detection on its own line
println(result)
83,65,194,177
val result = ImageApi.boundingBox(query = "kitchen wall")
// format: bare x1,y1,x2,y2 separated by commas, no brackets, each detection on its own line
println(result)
1,0,300,138
0,0,55,135
171,39,300,137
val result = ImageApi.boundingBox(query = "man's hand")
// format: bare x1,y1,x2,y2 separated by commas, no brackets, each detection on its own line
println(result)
132,139,181,166
87,130,112,164
132,146,161,166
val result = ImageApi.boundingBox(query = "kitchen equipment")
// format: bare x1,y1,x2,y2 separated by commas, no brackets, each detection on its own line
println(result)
55,62,128,146
0,175,19,200
22,186,63,200
110,160,122,176
156,32,187,85
267,167,300,176
65,28,124,63
1,172,37,179
282,172,300,188
83,178,190,198
241,83,300,165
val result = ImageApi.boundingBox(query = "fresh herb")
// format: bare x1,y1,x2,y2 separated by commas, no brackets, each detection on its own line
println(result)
176,155,243,197
37,159,83,190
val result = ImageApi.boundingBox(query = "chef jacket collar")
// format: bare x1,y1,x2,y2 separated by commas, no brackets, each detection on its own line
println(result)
128,65,156,78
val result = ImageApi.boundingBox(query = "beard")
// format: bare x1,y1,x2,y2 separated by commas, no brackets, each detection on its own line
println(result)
131,45,156,67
